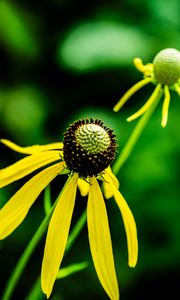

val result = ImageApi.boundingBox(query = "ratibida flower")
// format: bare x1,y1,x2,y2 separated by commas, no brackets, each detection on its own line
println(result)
0,118,138,300
114,48,180,127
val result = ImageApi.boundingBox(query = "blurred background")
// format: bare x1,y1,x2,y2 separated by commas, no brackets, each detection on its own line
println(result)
0,0,180,299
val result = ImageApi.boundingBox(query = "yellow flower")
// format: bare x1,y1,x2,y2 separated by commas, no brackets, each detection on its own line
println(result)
0,119,138,300
114,48,180,127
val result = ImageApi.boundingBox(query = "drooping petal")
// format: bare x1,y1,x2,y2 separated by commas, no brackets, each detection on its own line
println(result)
127,83,162,122
0,162,64,239
161,85,171,128
0,151,62,188
103,166,119,199
87,176,119,300
77,178,89,196
1,139,63,154
110,182,138,268
113,78,152,112
105,166,119,189
41,173,78,298
103,181,113,200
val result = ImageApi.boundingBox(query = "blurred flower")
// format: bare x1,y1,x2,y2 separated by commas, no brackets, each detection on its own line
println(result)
114,48,180,127
0,118,138,300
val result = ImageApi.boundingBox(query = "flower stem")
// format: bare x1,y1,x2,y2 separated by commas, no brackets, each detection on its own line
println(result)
25,277,42,300
66,209,87,252
113,91,162,175
2,176,73,300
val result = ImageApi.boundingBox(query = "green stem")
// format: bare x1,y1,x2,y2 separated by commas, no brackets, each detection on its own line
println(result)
66,209,87,252
25,277,43,300
2,176,72,300
43,185,51,215
113,91,162,175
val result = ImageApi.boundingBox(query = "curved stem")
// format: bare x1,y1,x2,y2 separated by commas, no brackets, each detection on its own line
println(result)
113,90,162,175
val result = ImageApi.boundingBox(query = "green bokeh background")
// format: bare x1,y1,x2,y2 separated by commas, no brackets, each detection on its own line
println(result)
0,0,179,299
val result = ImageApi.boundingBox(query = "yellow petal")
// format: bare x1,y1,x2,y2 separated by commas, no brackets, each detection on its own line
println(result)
106,166,119,189
102,180,113,200
103,166,119,199
0,162,64,239
112,185,138,267
161,85,170,128
1,139,63,154
133,58,145,73
174,83,180,96
0,151,62,188
41,173,78,298
77,178,89,197
133,58,154,77
113,78,152,112
87,177,119,300
127,83,162,122
104,171,138,267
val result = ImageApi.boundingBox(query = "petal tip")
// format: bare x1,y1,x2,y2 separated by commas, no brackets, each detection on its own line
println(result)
126,117,132,122
42,289,51,299
113,106,119,112
0,138,6,144
128,254,138,268
41,280,51,299
128,261,137,268
161,122,167,128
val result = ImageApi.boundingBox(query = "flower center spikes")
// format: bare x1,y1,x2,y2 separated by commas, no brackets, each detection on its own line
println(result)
153,48,180,86
63,119,117,177
75,123,111,154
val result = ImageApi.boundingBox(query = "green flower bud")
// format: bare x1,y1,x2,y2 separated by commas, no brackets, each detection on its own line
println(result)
153,48,180,86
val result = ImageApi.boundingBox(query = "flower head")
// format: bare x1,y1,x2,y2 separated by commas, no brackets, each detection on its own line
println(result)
63,118,117,177
113,48,180,127
0,118,138,300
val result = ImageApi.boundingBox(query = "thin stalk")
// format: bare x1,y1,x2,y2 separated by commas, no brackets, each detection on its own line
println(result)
66,209,87,251
113,91,162,175
25,277,43,300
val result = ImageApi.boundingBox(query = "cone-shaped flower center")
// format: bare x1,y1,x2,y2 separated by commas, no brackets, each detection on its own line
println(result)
75,123,111,155
63,119,117,177
153,48,180,86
